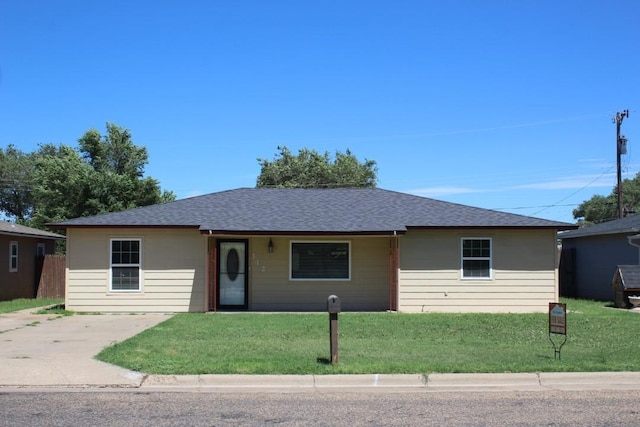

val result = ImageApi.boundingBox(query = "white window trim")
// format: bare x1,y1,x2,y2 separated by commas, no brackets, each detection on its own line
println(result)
36,243,46,257
460,237,493,280
289,240,352,281
9,241,18,272
109,238,143,292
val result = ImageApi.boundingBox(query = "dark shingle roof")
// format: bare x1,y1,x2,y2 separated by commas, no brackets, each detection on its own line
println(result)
559,214,640,240
0,221,65,239
613,265,640,289
51,188,576,234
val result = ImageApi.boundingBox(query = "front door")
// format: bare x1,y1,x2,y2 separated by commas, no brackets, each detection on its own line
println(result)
217,240,248,309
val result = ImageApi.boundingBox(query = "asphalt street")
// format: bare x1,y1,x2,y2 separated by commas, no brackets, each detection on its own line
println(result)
2,389,639,426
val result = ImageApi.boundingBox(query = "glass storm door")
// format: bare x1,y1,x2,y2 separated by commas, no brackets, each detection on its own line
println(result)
217,240,248,309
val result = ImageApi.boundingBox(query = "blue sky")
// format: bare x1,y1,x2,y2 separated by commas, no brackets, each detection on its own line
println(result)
1,1,638,223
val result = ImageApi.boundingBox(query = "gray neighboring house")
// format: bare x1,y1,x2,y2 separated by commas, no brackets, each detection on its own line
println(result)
51,187,576,314
559,215,640,301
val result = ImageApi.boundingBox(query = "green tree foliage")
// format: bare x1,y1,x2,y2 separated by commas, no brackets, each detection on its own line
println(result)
0,145,36,219
256,146,378,188
78,123,147,178
0,123,175,229
573,172,640,225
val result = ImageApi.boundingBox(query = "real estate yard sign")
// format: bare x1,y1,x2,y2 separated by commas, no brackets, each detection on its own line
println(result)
549,303,566,335
548,302,567,359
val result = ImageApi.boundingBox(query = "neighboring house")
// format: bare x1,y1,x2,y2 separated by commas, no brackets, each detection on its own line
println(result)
559,215,640,301
51,188,575,314
0,222,65,301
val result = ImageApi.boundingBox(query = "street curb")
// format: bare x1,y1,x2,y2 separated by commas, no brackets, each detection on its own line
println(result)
538,371,640,390
136,372,640,392
4,372,640,392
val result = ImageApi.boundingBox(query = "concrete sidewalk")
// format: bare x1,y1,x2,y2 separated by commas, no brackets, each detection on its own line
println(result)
2,308,640,392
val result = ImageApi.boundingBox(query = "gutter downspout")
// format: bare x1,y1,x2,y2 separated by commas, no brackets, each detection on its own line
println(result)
627,234,640,264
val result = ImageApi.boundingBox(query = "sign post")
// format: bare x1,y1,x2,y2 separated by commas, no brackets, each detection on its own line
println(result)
548,302,567,360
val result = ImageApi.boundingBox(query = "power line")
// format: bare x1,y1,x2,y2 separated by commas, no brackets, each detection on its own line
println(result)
492,203,580,211
530,164,616,216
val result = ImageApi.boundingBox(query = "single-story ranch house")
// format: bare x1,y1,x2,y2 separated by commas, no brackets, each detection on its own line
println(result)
51,188,576,313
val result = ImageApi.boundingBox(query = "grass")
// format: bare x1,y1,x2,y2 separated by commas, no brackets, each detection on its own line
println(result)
96,298,640,375
36,305,74,316
0,298,64,314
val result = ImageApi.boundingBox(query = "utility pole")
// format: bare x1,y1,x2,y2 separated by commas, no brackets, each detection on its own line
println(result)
615,110,629,219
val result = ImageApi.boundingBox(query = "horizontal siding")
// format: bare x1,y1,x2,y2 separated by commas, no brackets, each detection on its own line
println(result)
400,270,555,281
66,228,206,313
399,301,555,313
68,270,108,280
64,302,195,312
400,270,555,288
401,286,555,294
397,229,558,313
66,227,559,314
249,236,390,311
145,270,201,280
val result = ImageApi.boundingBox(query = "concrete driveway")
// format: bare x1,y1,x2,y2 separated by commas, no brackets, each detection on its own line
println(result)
0,308,169,388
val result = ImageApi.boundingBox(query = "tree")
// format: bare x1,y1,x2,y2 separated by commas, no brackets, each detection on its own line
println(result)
74,123,174,217
573,172,640,225
0,145,36,220
78,123,148,178
29,144,93,229
256,146,378,188
0,123,175,230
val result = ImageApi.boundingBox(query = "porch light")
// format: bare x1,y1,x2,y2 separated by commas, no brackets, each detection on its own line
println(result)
268,238,274,253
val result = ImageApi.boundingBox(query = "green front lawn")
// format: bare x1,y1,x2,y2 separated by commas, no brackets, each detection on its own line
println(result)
96,298,640,375
0,298,63,314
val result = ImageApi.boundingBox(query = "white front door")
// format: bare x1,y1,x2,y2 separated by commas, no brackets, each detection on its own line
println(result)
217,240,248,309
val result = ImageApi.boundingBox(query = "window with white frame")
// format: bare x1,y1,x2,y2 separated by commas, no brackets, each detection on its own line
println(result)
110,239,141,291
290,241,350,280
36,243,46,257
9,241,18,272
461,238,492,279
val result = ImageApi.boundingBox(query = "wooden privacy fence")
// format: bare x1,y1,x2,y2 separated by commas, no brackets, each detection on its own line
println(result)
36,254,66,299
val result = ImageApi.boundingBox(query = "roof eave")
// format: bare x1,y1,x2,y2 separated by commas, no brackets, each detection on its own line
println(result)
559,229,640,239
49,224,201,230
407,225,578,231
200,229,407,236
0,231,65,240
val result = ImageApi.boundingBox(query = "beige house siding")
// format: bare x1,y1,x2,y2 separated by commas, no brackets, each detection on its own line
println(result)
398,229,559,313
242,236,390,311
67,230,390,313
66,227,559,313
66,228,206,313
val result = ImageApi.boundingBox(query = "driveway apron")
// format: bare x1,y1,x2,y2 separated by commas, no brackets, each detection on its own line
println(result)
0,310,169,388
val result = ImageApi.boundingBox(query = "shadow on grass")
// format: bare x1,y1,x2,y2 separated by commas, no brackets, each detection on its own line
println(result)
36,304,73,316
316,357,331,365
